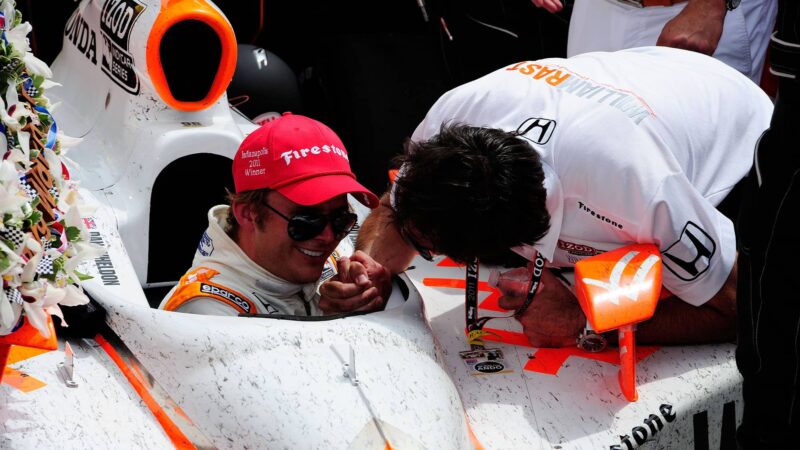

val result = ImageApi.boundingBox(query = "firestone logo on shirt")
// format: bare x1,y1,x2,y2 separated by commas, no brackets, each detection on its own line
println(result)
578,201,624,230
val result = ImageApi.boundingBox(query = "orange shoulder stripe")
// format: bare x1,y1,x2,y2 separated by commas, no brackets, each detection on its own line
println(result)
162,267,257,314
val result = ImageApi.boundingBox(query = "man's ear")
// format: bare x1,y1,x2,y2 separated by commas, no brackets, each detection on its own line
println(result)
231,202,257,231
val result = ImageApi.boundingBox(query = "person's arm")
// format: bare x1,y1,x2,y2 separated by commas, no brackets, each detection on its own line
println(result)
355,193,417,274
657,0,727,56
636,263,736,344
497,261,737,347
319,193,416,313
529,0,564,13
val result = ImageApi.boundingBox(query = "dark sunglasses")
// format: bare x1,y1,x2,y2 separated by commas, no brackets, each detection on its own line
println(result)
401,228,436,261
264,203,357,242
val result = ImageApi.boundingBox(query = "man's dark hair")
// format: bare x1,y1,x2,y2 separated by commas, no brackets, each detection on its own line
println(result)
392,123,550,266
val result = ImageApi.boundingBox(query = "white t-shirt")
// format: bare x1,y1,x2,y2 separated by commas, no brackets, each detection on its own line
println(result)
407,46,773,306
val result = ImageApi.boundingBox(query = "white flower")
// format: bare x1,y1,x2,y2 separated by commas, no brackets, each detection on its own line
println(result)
0,89,21,131
4,21,31,54
20,243,41,283
59,284,89,307
18,280,52,337
65,240,106,274
40,80,61,91
1,3,15,31
1,288,15,329
0,240,25,275
22,52,53,78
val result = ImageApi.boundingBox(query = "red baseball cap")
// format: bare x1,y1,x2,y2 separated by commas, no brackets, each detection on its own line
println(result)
232,113,379,208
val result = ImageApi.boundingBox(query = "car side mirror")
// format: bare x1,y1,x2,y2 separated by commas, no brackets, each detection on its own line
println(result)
574,244,662,401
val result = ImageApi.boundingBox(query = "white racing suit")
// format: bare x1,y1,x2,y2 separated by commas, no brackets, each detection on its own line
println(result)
159,205,353,316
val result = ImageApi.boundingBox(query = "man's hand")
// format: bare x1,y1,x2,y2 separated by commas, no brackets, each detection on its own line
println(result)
319,251,392,314
530,0,564,13
497,268,585,348
656,0,726,56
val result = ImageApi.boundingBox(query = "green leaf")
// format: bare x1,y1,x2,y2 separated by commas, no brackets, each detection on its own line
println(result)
26,210,42,226
73,270,94,281
0,252,10,273
65,226,82,243
32,74,45,89
53,255,66,273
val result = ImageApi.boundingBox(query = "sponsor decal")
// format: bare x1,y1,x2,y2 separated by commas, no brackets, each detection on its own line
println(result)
197,231,214,256
692,401,737,450
662,222,715,281
89,231,120,286
278,144,348,167
63,0,145,93
578,201,624,230
610,404,676,450
64,10,98,65
99,0,145,94
516,118,556,145
200,283,251,313
460,348,512,376
504,62,654,125
558,239,602,257
474,361,505,374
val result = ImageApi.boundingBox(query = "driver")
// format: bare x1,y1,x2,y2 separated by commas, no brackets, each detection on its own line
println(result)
321,46,773,347
159,113,387,316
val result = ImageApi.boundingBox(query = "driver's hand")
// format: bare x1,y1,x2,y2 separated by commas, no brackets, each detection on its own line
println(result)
319,251,392,313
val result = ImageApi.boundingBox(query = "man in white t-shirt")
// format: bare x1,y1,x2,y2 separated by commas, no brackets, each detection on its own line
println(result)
531,0,776,84
159,113,388,316
321,46,773,347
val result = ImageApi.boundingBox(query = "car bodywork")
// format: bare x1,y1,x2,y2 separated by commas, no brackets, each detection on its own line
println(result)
1,1,744,448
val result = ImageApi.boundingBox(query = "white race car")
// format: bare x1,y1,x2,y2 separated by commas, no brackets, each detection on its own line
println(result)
0,1,742,449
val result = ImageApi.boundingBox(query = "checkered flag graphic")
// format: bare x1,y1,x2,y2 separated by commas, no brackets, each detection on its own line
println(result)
39,235,52,252
0,227,26,251
26,84,39,98
5,127,17,149
22,75,39,98
4,287,24,306
18,175,38,201
36,254,55,275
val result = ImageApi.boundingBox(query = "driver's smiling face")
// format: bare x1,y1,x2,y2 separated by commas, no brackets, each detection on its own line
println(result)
252,192,349,284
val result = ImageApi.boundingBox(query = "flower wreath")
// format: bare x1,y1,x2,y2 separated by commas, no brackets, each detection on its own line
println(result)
0,0,104,338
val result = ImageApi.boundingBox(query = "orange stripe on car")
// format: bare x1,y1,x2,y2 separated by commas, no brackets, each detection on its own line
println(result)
95,334,196,449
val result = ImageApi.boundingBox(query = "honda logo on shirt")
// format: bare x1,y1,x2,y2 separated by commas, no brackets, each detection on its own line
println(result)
517,117,557,145
662,222,716,281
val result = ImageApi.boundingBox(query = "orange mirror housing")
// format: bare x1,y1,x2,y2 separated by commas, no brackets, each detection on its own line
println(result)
574,244,662,333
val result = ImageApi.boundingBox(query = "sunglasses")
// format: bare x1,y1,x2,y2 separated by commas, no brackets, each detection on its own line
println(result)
264,203,358,242
401,228,436,261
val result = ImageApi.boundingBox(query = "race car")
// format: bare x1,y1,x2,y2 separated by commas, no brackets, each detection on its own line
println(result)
1,0,744,448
